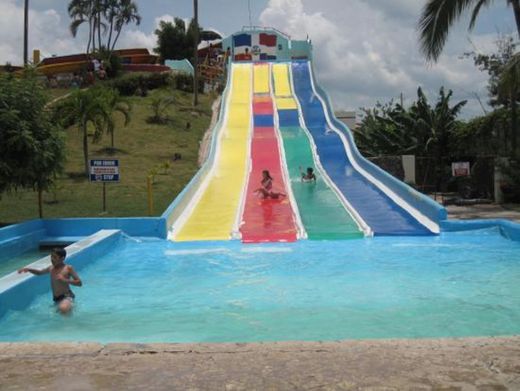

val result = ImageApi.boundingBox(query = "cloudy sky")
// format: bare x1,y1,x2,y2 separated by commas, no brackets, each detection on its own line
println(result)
1,0,517,118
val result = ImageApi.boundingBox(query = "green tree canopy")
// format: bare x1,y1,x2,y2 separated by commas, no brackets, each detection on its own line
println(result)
0,73,65,217
154,18,202,63
418,0,520,62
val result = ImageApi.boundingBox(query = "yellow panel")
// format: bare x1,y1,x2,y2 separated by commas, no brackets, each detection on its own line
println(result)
272,63,292,97
275,97,297,110
253,64,270,94
173,63,252,241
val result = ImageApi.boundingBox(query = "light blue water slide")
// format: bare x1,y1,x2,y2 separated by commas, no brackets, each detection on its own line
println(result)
290,60,447,235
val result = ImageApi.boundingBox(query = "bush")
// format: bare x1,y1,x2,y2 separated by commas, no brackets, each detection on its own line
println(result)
107,72,173,96
174,73,204,93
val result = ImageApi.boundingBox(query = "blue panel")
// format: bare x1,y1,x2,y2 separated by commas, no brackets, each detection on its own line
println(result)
277,110,299,127
0,220,45,263
254,114,274,127
44,218,167,238
233,34,251,47
291,61,431,236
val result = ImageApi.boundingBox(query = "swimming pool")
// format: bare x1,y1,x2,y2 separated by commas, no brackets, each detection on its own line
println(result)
0,227,519,343
0,249,48,278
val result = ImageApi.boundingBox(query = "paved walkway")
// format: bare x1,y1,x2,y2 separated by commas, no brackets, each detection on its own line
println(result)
1,203,519,390
446,202,520,222
1,338,519,390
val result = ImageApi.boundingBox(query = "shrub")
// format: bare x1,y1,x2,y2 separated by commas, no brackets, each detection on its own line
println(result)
108,72,174,96
174,73,204,93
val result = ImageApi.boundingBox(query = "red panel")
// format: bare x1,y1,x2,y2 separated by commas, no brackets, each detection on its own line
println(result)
259,33,277,47
240,97,298,243
253,96,274,115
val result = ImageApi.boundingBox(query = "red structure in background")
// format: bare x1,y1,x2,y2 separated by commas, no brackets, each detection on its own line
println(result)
240,94,298,243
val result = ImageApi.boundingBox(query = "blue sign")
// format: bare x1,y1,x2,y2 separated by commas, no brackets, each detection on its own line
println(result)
89,159,120,182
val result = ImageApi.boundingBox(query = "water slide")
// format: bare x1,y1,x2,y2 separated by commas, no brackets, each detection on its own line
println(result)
170,63,253,241
290,60,445,235
239,63,300,243
271,64,365,239
167,60,445,241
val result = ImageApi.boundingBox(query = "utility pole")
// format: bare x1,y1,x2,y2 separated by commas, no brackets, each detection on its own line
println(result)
193,0,199,107
23,0,29,65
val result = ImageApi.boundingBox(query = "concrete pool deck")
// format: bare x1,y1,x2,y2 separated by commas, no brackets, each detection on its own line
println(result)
1,338,519,390
1,202,519,390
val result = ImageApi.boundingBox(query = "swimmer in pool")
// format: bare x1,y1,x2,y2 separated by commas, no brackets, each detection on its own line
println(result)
18,248,82,314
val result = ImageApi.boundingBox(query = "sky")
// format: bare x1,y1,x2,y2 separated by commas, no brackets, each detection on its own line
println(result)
0,0,517,119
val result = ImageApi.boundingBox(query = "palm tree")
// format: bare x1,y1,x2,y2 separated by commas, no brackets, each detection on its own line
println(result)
69,0,94,53
110,0,141,50
419,0,520,62
60,88,113,176
412,87,467,190
104,89,131,150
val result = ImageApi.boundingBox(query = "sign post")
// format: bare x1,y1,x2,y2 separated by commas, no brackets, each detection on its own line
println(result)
89,159,120,213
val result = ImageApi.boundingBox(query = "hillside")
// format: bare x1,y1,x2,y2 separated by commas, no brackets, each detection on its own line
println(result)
0,87,215,224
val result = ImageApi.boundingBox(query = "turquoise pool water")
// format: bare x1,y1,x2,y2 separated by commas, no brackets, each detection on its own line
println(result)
1,227,519,342
0,249,49,278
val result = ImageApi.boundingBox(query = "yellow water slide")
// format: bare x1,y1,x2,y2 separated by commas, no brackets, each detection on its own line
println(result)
272,63,297,110
172,63,252,241
253,63,270,94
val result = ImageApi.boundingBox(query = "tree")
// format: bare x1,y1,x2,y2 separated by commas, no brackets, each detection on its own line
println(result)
110,0,141,51
411,87,467,190
68,0,141,54
0,73,65,217
465,36,520,156
498,52,520,155
154,18,202,63
464,35,517,107
355,101,418,157
356,87,466,190
69,0,95,54
58,87,113,176
104,88,131,149
418,0,520,62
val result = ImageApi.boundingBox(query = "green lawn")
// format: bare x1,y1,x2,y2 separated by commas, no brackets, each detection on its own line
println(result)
0,87,215,224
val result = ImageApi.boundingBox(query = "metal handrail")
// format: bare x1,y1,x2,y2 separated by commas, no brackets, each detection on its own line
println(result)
240,26,291,39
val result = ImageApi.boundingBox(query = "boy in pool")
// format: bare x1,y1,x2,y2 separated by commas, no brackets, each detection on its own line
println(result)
18,248,82,314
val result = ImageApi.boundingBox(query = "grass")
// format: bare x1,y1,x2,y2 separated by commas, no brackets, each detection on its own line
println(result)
0,86,215,224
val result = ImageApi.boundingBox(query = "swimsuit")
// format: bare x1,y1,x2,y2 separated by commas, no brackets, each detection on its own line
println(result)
53,290,75,304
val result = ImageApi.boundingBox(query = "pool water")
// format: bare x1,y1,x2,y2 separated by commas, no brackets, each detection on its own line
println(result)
0,249,49,278
1,228,519,343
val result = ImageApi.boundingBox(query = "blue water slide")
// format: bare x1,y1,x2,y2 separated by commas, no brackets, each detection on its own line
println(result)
291,60,447,235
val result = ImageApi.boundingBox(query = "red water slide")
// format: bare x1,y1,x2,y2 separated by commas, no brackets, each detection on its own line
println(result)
240,92,298,243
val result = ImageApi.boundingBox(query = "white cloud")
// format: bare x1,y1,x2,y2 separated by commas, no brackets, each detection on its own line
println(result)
260,0,497,118
0,0,87,63
0,0,506,119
